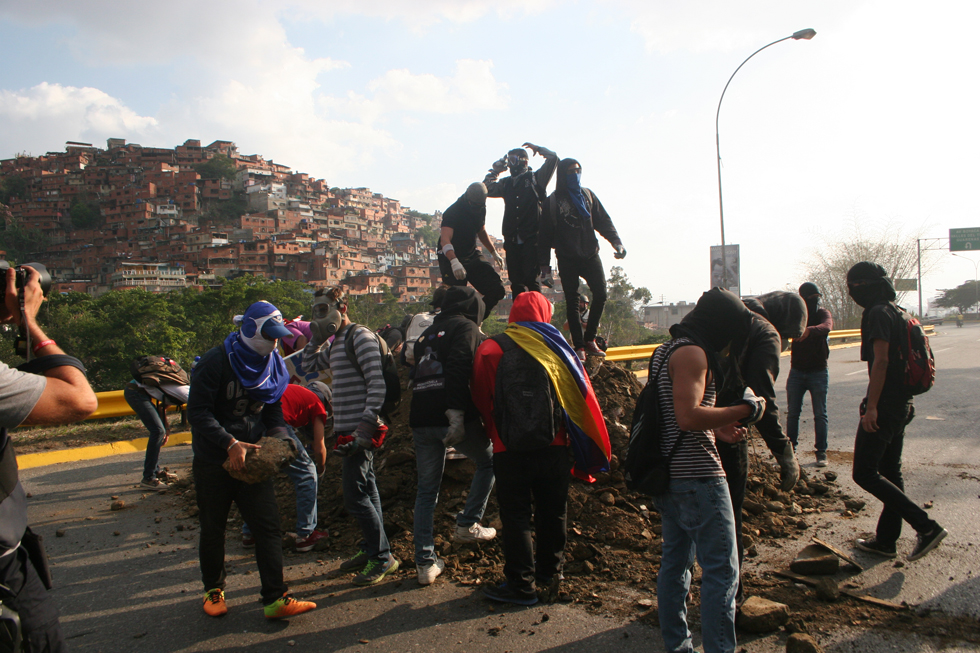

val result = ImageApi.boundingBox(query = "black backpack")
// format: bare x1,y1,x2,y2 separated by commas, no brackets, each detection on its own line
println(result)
888,304,936,396
342,324,402,420
491,334,563,451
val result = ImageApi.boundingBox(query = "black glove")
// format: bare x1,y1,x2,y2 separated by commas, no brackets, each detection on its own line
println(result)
736,388,766,426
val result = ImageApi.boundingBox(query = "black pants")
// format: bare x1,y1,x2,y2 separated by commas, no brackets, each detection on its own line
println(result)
0,546,65,653
193,459,287,605
852,397,935,545
493,447,571,598
504,237,541,297
717,439,748,602
557,253,606,349
438,253,505,317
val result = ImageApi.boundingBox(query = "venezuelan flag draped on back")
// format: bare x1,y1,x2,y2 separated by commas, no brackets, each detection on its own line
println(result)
504,322,611,481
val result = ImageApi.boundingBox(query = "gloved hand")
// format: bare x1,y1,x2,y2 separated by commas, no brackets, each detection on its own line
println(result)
444,409,466,447
773,442,800,491
450,258,467,280
491,157,507,174
334,420,378,457
537,265,554,289
613,244,627,259
490,249,504,269
736,387,766,426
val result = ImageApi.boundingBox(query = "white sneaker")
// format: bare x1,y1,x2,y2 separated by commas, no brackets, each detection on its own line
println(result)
455,522,497,543
417,557,445,585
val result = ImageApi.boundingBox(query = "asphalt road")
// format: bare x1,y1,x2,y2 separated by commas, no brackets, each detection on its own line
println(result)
16,324,980,652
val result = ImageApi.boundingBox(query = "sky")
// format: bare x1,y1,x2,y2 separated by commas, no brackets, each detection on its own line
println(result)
1,0,979,311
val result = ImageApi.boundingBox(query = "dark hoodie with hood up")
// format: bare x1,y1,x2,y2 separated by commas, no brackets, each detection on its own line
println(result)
538,158,623,266
409,286,485,428
472,291,570,453
717,291,807,453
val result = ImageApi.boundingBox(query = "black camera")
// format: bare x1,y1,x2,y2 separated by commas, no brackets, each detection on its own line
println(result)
0,261,52,299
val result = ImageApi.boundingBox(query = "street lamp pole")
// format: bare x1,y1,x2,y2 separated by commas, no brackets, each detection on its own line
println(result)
951,252,980,316
715,28,816,292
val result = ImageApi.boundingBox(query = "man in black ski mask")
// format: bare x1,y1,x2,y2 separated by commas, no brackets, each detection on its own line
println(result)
484,143,559,299
845,262,947,562
787,282,834,466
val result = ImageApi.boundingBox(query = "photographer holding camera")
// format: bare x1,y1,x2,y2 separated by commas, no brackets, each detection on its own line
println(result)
0,264,98,652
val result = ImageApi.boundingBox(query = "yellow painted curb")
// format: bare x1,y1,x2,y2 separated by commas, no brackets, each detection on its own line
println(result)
18,431,192,470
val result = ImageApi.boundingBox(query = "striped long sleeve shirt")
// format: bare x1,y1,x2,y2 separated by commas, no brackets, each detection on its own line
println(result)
303,323,385,432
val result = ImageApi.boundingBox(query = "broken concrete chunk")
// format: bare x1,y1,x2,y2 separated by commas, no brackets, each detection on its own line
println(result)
790,544,840,576
222,436,297,483
814,577,840,602
786,633,825,653
110,500,125,511
844,499,866,512
737,596,790,633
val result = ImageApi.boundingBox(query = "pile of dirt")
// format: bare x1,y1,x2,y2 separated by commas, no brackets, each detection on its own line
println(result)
163,360,979,643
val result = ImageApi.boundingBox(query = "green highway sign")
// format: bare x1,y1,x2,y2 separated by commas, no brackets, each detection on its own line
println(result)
950,227,980,251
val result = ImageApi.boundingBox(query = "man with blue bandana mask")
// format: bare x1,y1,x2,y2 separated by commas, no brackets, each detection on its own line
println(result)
538,158,627,362
187,300,317,620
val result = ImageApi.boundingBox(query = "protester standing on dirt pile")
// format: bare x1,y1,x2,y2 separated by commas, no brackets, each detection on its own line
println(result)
241,382,328,553
0,265,97,652
645,288,765,653
716,290,805,606
188,300,316,620
124,356,188,491
538,158,626,362
302,286,400,585
787,282,834,467
472,291,611,606
437,182,506,318
409,285,497,586
846,262,947,561
484,143,558,298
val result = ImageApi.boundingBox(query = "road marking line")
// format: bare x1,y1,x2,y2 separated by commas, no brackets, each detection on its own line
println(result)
846,369,866,376
932,347,951,353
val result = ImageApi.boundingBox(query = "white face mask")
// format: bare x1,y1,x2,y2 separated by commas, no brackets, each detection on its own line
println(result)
244,336,277,357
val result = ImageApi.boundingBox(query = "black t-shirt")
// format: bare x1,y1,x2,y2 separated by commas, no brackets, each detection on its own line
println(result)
441,195,485,261
860,302,905,396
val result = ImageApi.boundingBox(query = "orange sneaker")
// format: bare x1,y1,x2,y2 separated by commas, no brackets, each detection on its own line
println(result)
203,588,227,617
264,594,316,619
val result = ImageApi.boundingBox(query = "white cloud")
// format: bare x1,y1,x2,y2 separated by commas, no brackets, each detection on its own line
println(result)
0,83,158,153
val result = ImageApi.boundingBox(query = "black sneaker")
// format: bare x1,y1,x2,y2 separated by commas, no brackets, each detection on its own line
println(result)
907,526,947,561
340,550,369,572
352,557,399,586
854,536,897,558
482,582,538,606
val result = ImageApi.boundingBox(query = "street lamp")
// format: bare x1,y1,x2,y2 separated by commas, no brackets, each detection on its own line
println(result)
715,28,816,291
951,252,980,317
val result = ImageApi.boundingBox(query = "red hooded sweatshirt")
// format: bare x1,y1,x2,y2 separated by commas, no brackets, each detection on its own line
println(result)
471,291,569,453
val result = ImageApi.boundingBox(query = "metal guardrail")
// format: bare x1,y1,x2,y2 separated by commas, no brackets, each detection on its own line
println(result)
85,325,935,420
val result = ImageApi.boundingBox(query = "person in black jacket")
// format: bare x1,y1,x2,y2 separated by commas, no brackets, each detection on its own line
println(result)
539,158,626,361
438,182,506,317
484,143,559,298
716,291,805,605
410,286,497,585
188,301,316,620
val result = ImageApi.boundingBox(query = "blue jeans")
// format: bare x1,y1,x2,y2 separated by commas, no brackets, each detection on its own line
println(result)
342,443,390,563
654,477,738,653
243,427,318,539
124,384,167,483
412,420,495,567
785,367,829,453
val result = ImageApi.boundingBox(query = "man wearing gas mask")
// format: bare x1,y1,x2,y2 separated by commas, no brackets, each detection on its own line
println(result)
538,158,626,362
303,287,400,586
188,301,316,620
484,143,559,298
437,182,506,318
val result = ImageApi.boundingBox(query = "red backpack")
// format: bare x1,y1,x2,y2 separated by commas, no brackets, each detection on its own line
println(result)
890,305,936,395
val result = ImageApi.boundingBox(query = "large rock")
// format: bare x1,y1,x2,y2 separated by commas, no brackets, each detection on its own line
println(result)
786,633,824,653
790,544,840,576
223,436,297,483
737,596,790,633
814,577,840,602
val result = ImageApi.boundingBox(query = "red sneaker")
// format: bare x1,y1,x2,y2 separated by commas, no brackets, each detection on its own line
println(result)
295,529,330,552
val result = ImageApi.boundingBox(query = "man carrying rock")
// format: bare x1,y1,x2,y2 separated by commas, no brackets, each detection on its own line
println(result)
188,301,316,620
409,286,497,585
303,287,400,585
787,282,834,467
846,262,947,561
484,143,559,298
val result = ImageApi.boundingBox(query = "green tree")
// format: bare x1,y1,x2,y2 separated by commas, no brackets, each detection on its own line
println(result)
417,223,439,248
0,220,50,262
193,154,238,181
69,196,103,229
597,266,652,347
933,280,980,315
0,175,28,205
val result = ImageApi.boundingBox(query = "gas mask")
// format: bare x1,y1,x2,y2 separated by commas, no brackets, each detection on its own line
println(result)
310,295,343,342
507,153,528,177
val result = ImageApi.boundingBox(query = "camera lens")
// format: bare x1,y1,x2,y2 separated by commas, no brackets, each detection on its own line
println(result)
0,261,52,298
